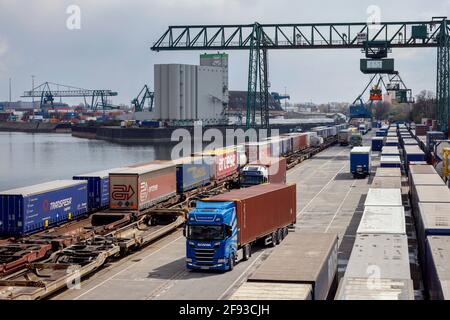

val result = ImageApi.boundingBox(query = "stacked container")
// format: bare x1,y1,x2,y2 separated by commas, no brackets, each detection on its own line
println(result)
336,188,412,300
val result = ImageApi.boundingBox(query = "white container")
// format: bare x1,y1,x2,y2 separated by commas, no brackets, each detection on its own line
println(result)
364,188,402,207
230,282,312,300
335,277,414,300
344,234,410,280
357,206,406,234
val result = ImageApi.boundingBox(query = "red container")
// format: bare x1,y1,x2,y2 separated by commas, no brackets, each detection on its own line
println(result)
109,163,177,210
200,148,238,180
298,133,308,150
416,124,429,136
205,183,297,246
283,134,300,153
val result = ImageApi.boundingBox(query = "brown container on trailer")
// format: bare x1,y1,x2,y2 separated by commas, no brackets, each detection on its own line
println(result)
205,183,296,246
109,163,177,210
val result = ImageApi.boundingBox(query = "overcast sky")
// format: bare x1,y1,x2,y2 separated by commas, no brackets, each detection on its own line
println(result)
1,0,450,105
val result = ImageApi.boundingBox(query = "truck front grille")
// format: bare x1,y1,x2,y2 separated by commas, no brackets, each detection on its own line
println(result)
194,248,215,264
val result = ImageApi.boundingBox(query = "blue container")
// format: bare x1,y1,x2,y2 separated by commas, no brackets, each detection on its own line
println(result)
380,156,401,168
73,168,123,210
176,159,213,192
376,131,386,137
404,148,426,165
385,139,399,147
371,137,384,151
140,120,160,128
350,147,371,177
0,180,88,236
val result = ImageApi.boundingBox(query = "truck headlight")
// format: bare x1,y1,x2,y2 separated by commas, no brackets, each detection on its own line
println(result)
186,258,192,262
218,259,226,263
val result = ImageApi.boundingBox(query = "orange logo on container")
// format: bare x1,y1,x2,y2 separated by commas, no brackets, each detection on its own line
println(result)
112,185,135,200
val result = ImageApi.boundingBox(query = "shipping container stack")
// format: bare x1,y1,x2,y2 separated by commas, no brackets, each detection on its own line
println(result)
231,233,339,300
408,163,450,299
337,124,417,300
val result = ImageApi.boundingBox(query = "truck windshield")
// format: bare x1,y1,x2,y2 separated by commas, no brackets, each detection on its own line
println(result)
240,175,264,186
187,225,225,240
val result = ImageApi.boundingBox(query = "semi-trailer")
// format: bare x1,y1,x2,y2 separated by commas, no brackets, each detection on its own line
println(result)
73,167,126,211
350,146,371,178
338,129,353,146
239,158,287,187
0,180,88,236
371,137,384,151
184,183,296,271
231,232,338,300
109,163,177,211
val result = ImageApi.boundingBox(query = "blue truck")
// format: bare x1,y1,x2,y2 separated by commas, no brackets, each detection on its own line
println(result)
184,183,297,271
350,146,371,178
0,180,88,236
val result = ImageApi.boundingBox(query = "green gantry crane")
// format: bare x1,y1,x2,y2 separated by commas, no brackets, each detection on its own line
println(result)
152,17,450,131
131,85,155,112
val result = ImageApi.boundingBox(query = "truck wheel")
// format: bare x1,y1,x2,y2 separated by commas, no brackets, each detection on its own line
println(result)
283,227,289,238
243,244,251,261
277,229,283,242
228,253,235,271
270,232,277,247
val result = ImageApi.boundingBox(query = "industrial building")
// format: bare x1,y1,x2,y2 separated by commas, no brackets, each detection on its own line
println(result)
135,53,229,125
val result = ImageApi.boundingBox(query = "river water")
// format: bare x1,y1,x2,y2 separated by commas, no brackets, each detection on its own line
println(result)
0,132,175,191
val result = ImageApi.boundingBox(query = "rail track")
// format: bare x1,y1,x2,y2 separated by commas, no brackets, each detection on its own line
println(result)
0,137,337,300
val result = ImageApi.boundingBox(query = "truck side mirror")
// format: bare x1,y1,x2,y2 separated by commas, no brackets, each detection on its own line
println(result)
183,226,187,237
225,225,232,238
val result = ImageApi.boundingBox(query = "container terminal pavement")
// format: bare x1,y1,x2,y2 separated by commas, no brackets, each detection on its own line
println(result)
46,128,422,301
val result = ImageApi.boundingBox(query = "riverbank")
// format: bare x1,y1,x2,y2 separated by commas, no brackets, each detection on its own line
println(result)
0,122,71,133
71,122,333,144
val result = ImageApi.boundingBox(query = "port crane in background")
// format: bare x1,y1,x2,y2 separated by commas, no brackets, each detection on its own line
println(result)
131,85,155,112
22,82,118,112
271,91,290,108
152,17,450,131
349,72,414,121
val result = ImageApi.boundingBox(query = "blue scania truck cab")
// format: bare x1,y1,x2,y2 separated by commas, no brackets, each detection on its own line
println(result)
184,184,297,272
184,201,238,271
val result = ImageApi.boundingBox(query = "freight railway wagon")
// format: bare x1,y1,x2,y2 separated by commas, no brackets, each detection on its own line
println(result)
336,188,414,300
0,130,338,239
230,233,338,300
0,181,88,236
408,164,450,300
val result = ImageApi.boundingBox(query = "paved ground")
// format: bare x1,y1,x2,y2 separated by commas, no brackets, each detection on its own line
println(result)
51,131,385,300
